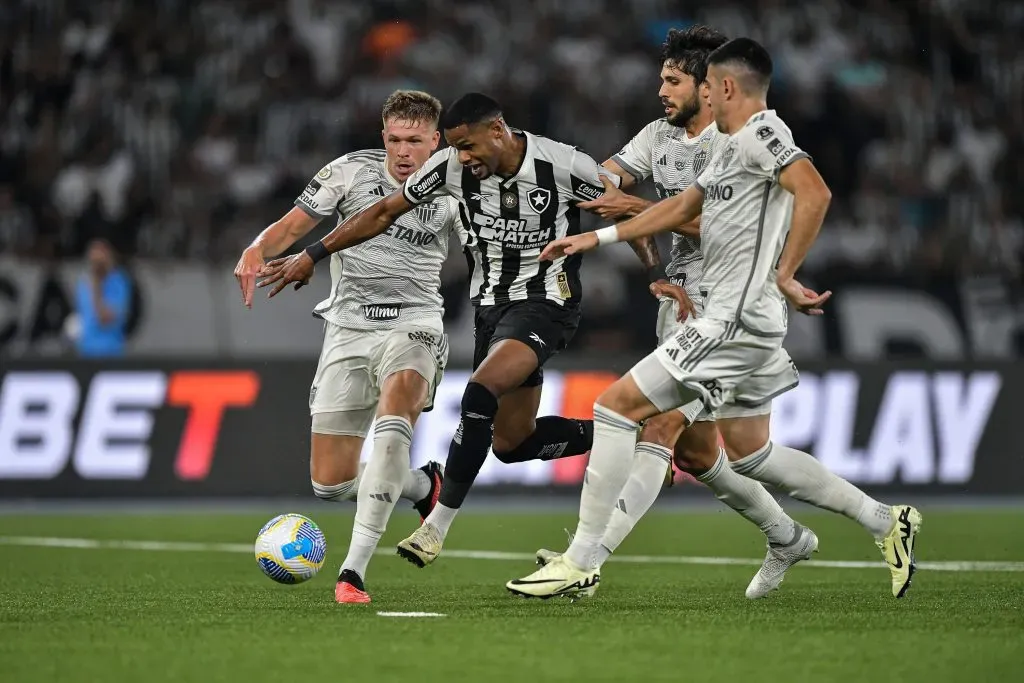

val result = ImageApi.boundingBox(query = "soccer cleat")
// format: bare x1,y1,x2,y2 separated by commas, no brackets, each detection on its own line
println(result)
506,555,600,599
412,461,444,523
335,569,371,604
878,505,923,598
396,522,443,568
535,548,561,567
745,523,819,599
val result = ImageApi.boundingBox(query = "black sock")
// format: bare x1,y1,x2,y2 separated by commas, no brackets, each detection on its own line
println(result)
437,382,498,509
493,417,594,464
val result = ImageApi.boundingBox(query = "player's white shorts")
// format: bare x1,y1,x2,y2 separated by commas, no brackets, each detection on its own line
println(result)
309,322,448,438
634,316,798,423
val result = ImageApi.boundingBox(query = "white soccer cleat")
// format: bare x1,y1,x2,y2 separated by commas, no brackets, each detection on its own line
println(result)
745,524,819,599
506,555,600,599
535,548,561,566
878,505,922,598
396,522,444,568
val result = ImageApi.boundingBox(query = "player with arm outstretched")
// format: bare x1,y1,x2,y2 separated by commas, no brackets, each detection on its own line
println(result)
534,25,817,600
259,93,614,568
508,39,922,601
233,91,461,604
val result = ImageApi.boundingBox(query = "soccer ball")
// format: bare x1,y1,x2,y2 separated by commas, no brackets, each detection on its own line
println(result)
254,513,327,584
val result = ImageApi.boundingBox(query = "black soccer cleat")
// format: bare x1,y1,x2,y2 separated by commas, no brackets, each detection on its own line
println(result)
412,461,444,523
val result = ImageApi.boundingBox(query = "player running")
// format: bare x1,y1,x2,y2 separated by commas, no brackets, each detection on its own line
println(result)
533,25,816,600
508,38,922,601
234,90,460,604
258,93,686,569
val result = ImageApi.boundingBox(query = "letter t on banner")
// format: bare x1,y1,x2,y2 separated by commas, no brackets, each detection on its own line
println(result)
167,372,261,480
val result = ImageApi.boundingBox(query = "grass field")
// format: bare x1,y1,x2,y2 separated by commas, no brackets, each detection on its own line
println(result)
1,506,1023,683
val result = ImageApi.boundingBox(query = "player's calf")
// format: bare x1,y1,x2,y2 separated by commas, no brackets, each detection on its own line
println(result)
492,416,594,464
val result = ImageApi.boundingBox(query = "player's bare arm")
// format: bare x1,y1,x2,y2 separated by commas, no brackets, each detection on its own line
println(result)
539,183,704,261
235,207,321,308
775,157,832,315
258,190,414,299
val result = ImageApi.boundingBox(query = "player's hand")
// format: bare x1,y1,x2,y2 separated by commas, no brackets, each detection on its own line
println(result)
539,233,598,261
650,280,697,321
577,175,634,220
777,277,831,315
233,246,265,308
257,252,314,299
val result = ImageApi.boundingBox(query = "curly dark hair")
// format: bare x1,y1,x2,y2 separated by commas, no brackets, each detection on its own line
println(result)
660,25,730,84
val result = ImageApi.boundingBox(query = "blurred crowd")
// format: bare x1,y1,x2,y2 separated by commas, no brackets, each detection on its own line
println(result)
2,0,1023,349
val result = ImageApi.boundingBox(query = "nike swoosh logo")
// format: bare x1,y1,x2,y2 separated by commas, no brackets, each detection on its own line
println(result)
891,547,904,569
410,543,436,557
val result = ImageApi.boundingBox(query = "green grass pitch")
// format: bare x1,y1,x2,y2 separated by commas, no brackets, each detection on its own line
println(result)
1,506,1023,683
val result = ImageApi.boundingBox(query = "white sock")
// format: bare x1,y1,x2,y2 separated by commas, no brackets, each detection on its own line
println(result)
565,404,639,570
424,503,459,539
696,449,795,545
312,462,367,502
734,442,893,538
599,442,672,558
340,416,413,578
402,468,431,502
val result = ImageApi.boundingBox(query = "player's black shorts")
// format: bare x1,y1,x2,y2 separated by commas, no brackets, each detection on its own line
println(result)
472,300,581,387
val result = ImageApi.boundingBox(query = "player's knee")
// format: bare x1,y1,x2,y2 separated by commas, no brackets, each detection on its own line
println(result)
461,381,499,419
639,415,683,448
492,428,532,458
673,436,719,473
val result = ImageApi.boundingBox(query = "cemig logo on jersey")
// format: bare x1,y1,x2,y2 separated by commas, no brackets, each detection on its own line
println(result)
527,187,553,211
408,170,441,198
704,184,734,201
363,304,402,321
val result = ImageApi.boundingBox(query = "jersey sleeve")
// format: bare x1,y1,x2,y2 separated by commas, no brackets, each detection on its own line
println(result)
445,197,469,247
610,123,656,183
294,156,357,218
567,149,621,203
402,148,455,205
739,118,810,178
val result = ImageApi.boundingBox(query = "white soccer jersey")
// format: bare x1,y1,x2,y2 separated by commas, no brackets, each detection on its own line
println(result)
402,130,619,308
294,149,465,331
695,110,808,337
612,119,727,299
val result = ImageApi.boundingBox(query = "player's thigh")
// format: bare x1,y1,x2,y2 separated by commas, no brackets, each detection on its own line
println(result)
672,418,720,472
375,328,448,423
472,301,581,394
309,323,379,482
492,384,543,453
717,346,798,459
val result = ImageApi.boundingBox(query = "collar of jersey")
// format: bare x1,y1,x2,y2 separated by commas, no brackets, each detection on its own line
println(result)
743,109,776,129
496,130,531,186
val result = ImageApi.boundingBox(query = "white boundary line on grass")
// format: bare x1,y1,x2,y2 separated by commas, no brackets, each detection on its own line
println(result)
2,535,1024,573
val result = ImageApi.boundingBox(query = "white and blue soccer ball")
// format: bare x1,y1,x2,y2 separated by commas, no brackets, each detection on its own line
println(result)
254,513,327,584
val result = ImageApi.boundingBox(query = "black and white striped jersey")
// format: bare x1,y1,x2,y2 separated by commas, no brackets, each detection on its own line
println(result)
402,130,619,308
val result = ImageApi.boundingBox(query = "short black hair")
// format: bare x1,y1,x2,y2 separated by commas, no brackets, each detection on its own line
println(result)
440,93,502,130
660,25,729,84
707,38,773,92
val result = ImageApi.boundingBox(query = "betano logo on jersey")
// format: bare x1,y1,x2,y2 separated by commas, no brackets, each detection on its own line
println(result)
704,184,734,201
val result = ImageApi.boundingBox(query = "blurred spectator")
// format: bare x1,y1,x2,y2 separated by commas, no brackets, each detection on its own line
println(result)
1,0,1022,352
71,238,132,357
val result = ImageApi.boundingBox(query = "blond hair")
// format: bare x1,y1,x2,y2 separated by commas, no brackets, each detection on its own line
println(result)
381,90,442,127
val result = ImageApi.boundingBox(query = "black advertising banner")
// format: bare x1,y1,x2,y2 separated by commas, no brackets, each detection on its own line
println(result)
0,359,1019,497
